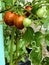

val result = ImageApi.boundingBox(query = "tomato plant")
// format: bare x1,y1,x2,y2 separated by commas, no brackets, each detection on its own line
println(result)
1,0,49,65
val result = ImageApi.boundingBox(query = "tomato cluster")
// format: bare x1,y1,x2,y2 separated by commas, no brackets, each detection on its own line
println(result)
4,11,32,29
4,5,47,29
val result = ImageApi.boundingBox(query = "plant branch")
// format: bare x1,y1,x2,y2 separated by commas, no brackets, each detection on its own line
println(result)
0,1,32,13
10,26,15,65
16,38,19,65
0,4,16,13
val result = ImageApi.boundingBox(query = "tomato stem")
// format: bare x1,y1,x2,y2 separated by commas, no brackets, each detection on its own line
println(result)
16,38,19,65
10,26,15,65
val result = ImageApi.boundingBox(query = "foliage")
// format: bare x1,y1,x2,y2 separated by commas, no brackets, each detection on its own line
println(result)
1,0,49,65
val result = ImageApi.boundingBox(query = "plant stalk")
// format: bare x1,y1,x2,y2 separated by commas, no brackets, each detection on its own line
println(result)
10,26,15,65
16,38,19,65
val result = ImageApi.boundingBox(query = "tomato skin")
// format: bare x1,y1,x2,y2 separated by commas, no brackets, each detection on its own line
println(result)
36,7,47,18
25,6,32,11
14,15,25,29
23,18,32,27
25,6,32,17
25,11,31,17
4,11,15,26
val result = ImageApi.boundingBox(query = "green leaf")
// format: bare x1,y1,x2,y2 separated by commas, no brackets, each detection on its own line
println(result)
41,9,49,29
46,40,49,46
45,34,49,46
31,2,41,14
18,39,26,49
29,32,42,65
41,57,49,65
47,0,49,3
18,39,27,57
35,32,43,46
20,0,25,4
3,0,13,8
41,17,49,28
23,27,34,43
29,45,42,65
1,1,5,10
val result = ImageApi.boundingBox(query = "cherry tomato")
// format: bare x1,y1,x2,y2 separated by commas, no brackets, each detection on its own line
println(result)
14,15,25,29
25,12,31,17
23,18,32,27
36,7,47,18
25,6,32,11
25,6,32,17
4,11,15,26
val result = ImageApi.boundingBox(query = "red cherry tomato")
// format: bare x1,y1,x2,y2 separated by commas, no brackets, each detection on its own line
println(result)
25,6,32,17
4,11,15,26
14,15,25,29
25,12,31,17
25,6,32,11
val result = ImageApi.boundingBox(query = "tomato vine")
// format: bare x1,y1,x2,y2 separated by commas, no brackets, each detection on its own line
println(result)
2,0,49,65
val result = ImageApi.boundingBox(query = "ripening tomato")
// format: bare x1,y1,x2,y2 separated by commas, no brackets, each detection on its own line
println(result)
25,6,32,17
25,6,32,11
23,18,32,27
36,7,47,18
4,11,15,26
14,15,25,29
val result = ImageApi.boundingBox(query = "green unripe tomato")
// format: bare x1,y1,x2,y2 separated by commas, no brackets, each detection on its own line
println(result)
23,18,32,27
36,6,47,18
